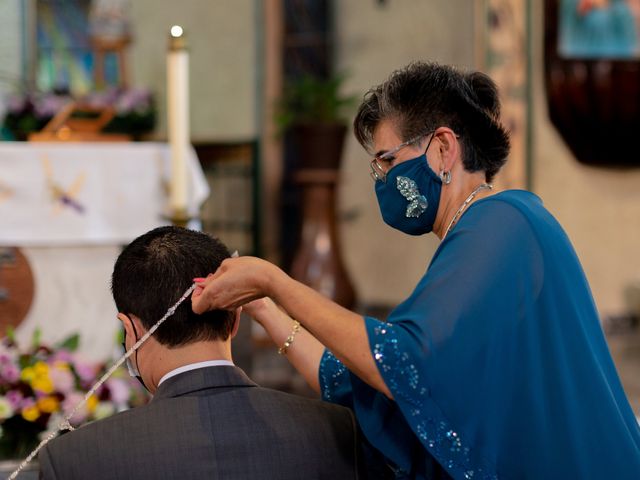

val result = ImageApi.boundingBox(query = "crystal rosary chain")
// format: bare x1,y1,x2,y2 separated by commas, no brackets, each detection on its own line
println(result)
8,284,197,480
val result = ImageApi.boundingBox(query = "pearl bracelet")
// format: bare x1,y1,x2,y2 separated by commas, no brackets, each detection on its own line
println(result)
278,320,301,355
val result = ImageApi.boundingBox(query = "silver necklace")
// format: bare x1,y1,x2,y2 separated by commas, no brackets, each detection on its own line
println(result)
442,183,493,239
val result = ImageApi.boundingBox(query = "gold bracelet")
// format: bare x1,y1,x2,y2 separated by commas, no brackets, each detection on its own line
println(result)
277,320,301,355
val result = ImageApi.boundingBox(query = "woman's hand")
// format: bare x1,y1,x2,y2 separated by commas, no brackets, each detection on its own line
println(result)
191,256,282,313
193,255,392,397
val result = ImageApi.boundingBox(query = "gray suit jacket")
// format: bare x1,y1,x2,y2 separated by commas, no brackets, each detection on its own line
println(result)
39,366,361,479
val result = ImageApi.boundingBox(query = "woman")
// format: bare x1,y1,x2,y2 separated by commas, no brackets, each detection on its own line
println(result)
192,63,640,479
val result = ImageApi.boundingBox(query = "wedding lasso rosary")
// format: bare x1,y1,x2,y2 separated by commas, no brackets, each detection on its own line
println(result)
8,283,197,479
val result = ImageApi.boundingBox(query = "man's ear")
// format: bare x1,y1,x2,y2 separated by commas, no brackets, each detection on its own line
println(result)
118,313,144,342
230,307,241,339
118,313,135,345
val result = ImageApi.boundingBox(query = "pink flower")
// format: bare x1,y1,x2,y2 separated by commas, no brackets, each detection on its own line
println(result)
62,392,88,425
49,365,75,393
1,363,20,383
6,390,24,410
72,359,98,383
50,351,73,363
106,378,130,405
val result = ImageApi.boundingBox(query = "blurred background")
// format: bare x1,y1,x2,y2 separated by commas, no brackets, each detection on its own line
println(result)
0,0,638,452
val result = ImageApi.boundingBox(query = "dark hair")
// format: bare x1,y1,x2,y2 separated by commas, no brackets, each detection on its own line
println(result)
353,62,510,182
111,226,234,347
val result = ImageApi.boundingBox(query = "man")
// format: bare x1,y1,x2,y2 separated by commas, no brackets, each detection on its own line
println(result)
39,226,361,479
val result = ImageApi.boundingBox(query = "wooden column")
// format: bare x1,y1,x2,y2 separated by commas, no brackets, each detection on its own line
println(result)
261,0,284,263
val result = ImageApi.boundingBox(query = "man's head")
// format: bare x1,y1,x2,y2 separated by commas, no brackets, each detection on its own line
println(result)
112,226,235,345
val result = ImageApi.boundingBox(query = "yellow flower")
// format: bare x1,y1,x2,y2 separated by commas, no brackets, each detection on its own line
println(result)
36,396,60,414
86,394,98,413
33,361,49,376
52,361,70,371
20,366,35,383
22,405,40,422
31,376,54,394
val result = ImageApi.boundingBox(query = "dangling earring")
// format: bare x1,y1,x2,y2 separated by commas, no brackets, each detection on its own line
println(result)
439,170,452,185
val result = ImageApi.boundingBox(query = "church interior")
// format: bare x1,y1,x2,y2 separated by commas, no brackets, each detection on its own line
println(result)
0,0,639,475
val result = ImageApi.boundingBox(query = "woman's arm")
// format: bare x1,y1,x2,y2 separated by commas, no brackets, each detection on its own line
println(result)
192,257,392,398
244,297,325,393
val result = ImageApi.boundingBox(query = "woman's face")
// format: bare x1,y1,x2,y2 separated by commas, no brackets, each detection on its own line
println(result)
371,120,439,176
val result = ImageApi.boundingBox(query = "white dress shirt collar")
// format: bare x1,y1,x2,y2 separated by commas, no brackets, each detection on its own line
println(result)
158,360,235,386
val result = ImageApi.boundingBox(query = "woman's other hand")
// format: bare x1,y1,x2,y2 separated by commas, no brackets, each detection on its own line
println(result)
191,256,282,313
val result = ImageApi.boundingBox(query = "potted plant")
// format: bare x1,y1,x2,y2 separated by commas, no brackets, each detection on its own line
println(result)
276,73,358,309
276,73,356,170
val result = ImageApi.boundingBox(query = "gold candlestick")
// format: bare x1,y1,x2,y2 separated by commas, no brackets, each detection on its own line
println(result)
169,207,191,228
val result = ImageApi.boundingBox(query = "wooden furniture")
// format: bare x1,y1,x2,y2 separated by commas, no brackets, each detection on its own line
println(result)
194,141,261,256
28,102,131,142
544,0,640,166
90,35,132,89
0,248,35,337
290,167,356,309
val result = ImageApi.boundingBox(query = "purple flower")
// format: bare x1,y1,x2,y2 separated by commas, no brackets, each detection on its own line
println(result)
34,94,71,119
114,88,152,114
49,364,75,393
72,358,97,383
1,363,20,383
51,350,73,363
62,392,87,425
83,88,118,109
106,378,130,405
6,94,27,114
6,390,24,410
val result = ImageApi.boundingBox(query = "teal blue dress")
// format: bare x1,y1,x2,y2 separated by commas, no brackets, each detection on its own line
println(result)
320,190,640,479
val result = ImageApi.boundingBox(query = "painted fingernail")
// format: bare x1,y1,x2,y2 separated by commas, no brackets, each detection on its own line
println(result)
193,277,206,282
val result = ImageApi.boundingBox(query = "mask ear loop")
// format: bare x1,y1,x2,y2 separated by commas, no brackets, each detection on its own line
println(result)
8,283,197,480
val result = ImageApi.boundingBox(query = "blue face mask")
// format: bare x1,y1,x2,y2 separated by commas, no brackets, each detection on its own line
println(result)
374,153,442,235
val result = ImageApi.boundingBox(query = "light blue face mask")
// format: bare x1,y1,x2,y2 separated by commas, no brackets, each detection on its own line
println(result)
374,152,442,236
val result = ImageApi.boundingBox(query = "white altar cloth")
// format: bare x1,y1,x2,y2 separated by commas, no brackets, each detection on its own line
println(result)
0,142,208,246
0,142,209,360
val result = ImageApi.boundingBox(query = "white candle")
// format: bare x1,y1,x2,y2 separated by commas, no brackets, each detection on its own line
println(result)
167,25,189,215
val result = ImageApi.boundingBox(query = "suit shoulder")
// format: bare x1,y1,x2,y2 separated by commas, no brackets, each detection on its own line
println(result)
44,405,142,453
248,386,356,424
251,385,350,409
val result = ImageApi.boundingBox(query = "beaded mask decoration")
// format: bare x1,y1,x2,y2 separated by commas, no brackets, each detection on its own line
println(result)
396,176,428,218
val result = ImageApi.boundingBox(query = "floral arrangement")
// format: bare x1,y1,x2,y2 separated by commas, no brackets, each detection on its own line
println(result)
0,329,148,459
2,87,156,140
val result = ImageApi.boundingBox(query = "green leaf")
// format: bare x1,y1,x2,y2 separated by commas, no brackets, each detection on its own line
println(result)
5,326,16,343
30,328,41,348
275,71,358,133
56,333,80,352
115,329,124,345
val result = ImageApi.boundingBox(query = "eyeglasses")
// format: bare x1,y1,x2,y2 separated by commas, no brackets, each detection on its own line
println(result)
369,131,434,183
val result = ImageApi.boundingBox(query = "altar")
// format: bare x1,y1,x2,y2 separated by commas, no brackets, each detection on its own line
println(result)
0,142,208,361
